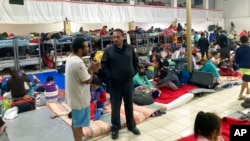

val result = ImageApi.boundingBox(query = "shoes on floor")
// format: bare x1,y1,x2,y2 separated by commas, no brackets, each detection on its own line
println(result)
111,130,119,140
238,96,245,100
128,127,141,135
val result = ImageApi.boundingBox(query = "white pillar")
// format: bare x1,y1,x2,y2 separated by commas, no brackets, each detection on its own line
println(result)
129,0,135,5
203,0,209,9
171,0,177,7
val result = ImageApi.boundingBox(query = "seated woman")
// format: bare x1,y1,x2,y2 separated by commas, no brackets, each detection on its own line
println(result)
18,70,41,96
133,66,153,89
155,68,181,90
194,111,224,141
197,49,220,81
150,48,161,68
6,68,30,99
211,51,221,67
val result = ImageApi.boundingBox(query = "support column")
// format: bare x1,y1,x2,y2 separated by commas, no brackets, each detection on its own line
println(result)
63,17,71,35
129,0,135,5
128,21,135,31
203,0,209,9
171,0,177,23
171,0,177,7
186,0,192,72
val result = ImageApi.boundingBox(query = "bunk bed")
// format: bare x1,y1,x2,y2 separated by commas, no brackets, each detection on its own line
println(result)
16,39,42,71
100,36,113,50
42,37,73,69
148,32,160,52
42,36,92,70
135,33,148,56
0,40,17,71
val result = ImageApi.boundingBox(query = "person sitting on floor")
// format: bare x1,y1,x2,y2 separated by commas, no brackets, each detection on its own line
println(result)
150,47,161,67
133,66,153,89
43,76,58,102
194,111,224,141
18,70,41,96
160,45,170,59
155,68,181,90
211,51,221,67
171,47,185,60
197,49,220,82
6,68,30,99
90,76,107,120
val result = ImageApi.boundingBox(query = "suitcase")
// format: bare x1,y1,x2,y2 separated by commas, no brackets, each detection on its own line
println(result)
190,71,215,89
11,96,35,113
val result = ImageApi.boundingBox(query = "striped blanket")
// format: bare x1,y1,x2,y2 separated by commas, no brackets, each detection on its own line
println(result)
47,102,165,138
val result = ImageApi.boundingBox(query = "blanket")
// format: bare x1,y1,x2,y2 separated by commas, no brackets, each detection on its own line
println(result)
177,117,250,141
47,102,165,138
154,84,197,104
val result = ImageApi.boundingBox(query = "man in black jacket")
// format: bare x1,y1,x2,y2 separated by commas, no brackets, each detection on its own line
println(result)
101,29,140,140
198,32,210,58
216,27,229,60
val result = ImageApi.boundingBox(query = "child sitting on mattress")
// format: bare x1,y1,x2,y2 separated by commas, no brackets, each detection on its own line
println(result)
43,76,58,102
194,111,224,141
90,76,106,120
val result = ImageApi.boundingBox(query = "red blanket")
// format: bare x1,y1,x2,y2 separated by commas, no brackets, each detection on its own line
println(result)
154,84,197,104
177,117,250,141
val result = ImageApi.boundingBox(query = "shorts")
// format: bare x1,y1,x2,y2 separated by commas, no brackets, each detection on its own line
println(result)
240,68,250,82
71,106,90,128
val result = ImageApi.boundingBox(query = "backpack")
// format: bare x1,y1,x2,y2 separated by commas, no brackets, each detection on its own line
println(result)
133,90,153,106
179,69,191,84
11,96,35,113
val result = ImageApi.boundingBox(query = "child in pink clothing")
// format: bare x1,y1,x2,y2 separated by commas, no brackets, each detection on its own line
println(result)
194,111,224,141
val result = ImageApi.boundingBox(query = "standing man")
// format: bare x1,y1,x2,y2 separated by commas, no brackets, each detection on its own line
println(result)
101,29,140,140
235,36,250,100
65,38,100,141
216,27,229,60
198,32,210,59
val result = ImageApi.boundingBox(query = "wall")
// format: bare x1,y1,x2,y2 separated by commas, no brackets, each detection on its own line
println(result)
216,0,250,33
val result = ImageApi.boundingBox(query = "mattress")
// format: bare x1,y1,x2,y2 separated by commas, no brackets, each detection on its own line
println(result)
54,56,68,66
18,58,40,66
55,55,90,66
0,40,14,48
17,40,29,46
43,38,72,46
0,59,15,71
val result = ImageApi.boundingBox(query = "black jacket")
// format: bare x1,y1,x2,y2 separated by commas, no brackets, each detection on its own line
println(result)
198,37,209,50
101,44,139,86
216,33,228,48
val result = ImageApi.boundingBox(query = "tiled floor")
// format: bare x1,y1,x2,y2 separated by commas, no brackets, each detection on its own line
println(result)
90,85,244,141
1,69,244,141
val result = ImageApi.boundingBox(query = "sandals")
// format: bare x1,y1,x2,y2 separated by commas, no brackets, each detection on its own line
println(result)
238,96,245,100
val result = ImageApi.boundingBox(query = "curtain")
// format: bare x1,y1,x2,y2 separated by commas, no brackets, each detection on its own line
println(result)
0,0,223,24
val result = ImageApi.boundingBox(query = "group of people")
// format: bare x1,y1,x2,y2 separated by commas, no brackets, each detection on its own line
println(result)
1,69,58,100
2,24,250,141
64,27,227,141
